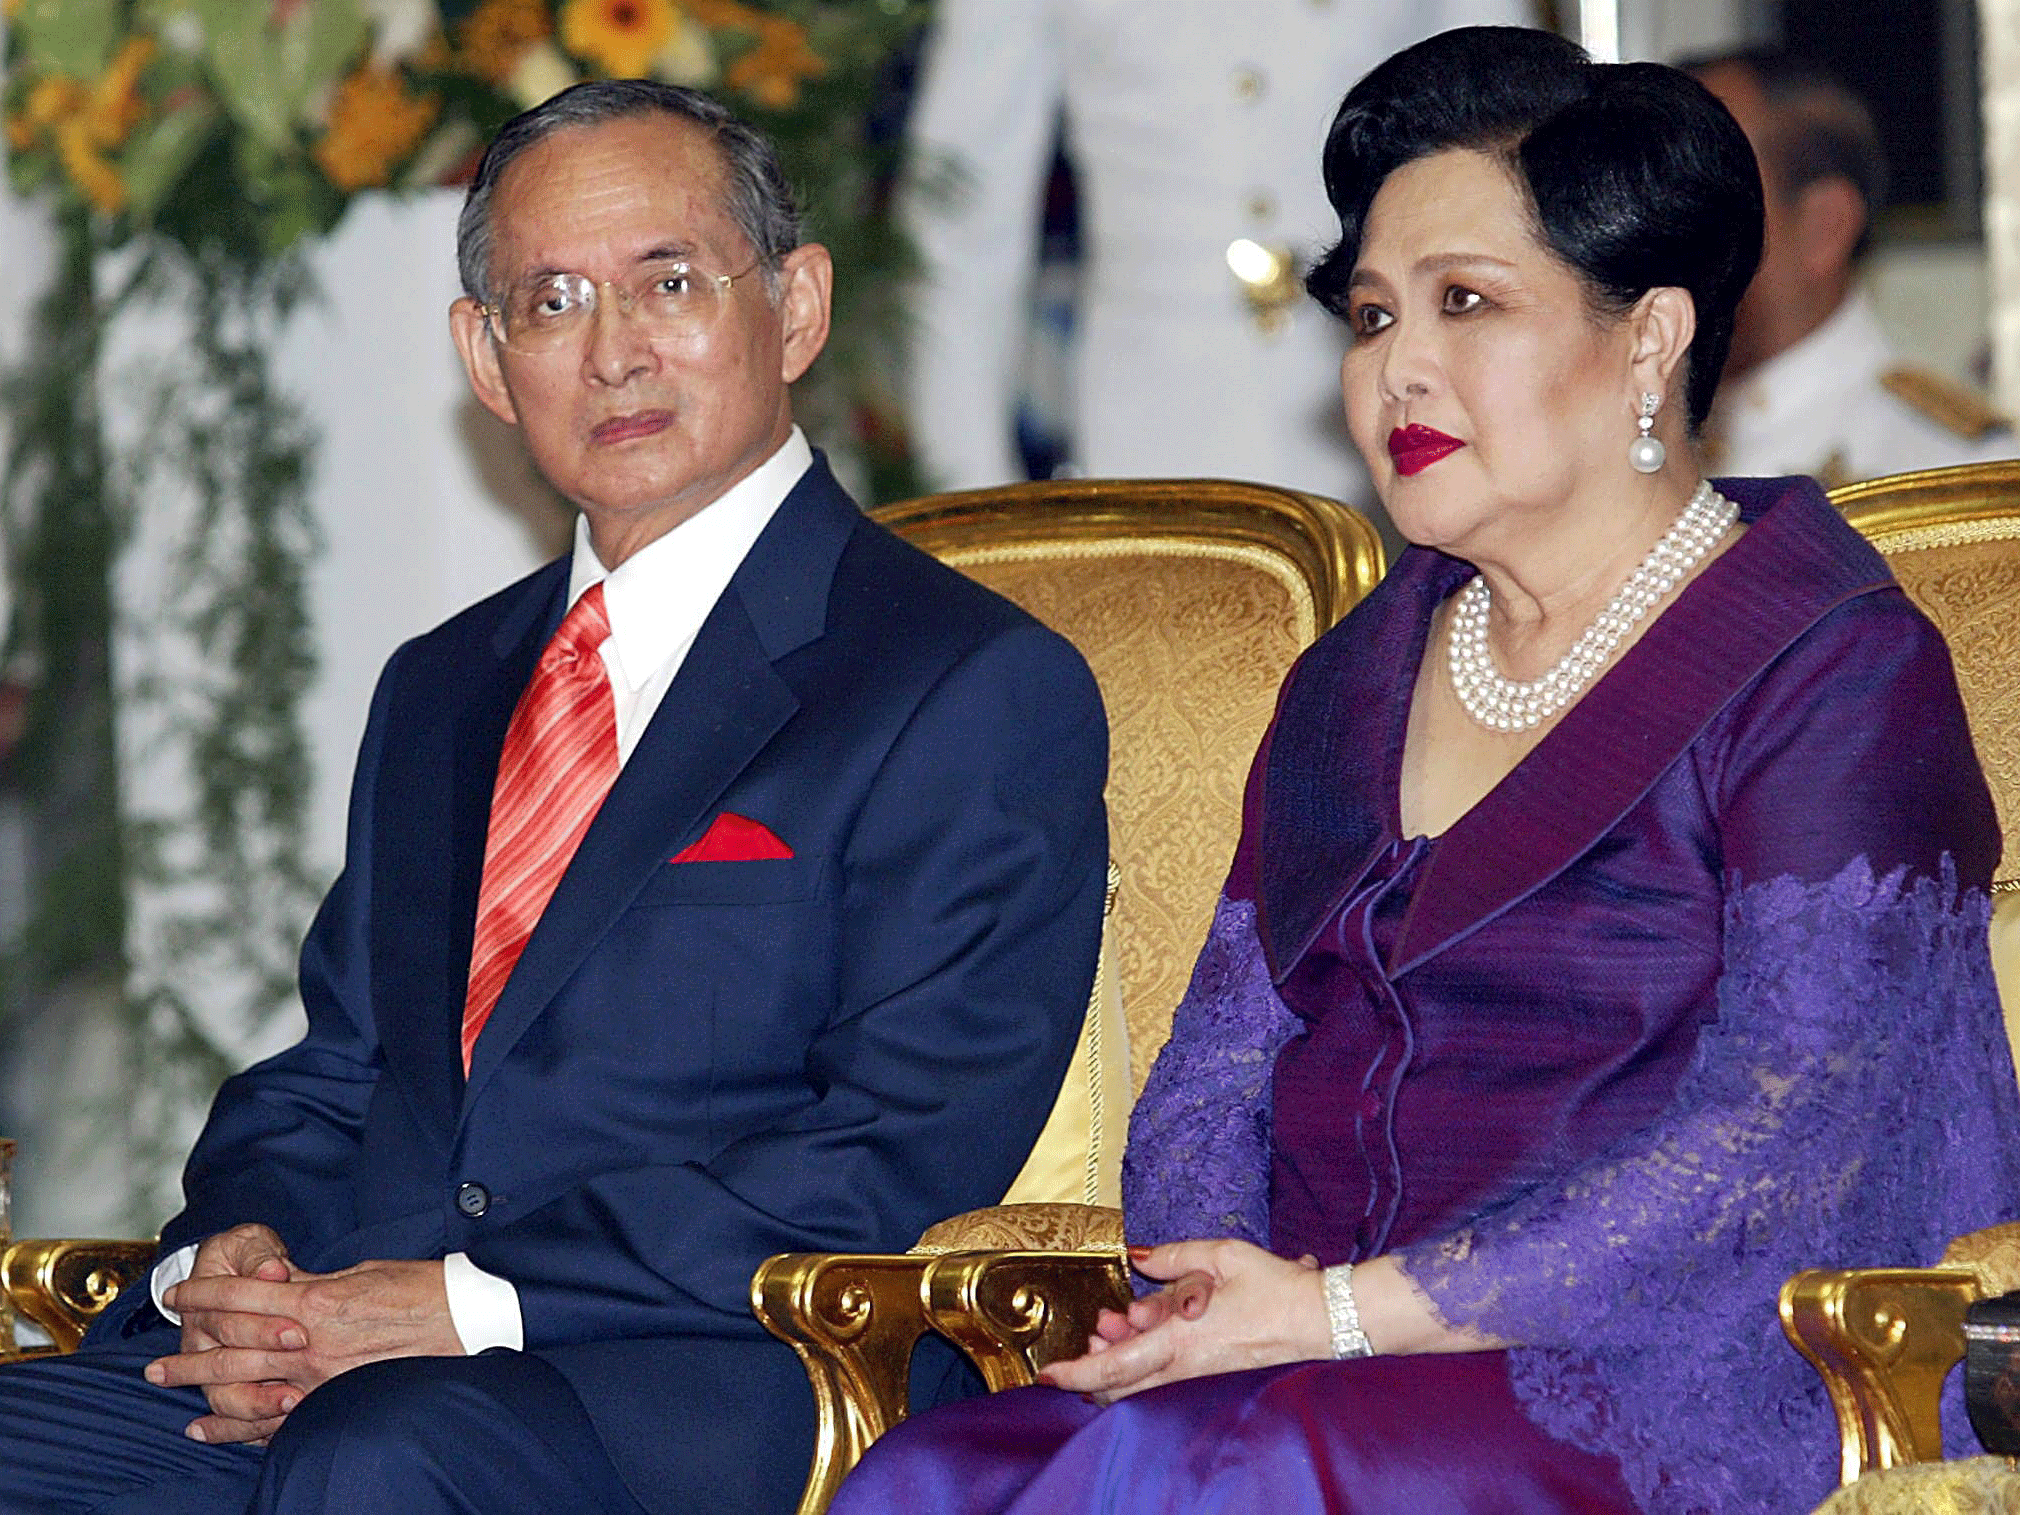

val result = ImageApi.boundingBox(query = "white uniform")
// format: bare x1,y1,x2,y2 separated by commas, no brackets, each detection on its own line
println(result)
1708,293,2014,485
900,0,1532,515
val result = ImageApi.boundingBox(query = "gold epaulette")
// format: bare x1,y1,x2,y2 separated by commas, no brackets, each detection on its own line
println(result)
1880,365,2012,441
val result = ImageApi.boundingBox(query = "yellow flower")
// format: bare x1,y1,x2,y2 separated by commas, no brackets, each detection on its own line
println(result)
312,66,441,191
559,0,681,80
14,39,158,214
725,18,824,111
56,120,128,212
457,0,553,85
87,36,157,148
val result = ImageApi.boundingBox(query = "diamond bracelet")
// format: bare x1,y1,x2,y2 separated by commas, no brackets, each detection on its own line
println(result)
1323,1262,1373,1359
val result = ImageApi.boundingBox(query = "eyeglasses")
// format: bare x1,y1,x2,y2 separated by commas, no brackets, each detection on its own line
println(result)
483,258,764,353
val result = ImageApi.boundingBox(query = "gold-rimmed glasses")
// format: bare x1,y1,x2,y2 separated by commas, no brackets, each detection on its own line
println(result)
483,258,764,353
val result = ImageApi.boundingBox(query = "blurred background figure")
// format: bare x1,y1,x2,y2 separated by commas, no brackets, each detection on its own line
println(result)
1689,47,2013,483
898,0,1534,535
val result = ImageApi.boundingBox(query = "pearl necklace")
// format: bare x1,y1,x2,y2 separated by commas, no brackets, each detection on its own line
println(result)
1446,480,1738,732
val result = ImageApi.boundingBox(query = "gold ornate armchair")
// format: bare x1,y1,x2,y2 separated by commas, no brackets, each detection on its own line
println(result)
1780,462,2020,1506
0,1238,156,1358
752,477,1384,1515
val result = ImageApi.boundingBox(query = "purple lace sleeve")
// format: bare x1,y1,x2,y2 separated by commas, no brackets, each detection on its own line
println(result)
1398,857,2020,1515
1121,896,1300,1250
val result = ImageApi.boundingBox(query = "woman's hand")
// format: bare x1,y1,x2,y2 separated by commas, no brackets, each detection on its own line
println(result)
1037,1240,1330,1403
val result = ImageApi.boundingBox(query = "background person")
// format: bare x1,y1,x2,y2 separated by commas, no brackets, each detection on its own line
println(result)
1688,47,2012,483
898,0,1531,535
832,27,2020,1515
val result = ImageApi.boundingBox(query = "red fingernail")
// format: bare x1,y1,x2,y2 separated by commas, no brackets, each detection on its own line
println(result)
1126,1246,1151,1260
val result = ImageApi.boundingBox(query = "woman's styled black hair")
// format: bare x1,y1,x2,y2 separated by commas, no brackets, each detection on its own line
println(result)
1306,27,1764,429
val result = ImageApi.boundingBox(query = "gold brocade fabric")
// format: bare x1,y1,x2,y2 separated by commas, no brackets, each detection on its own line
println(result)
948,547,1312,1091
911,1203,1126,1255
1814,1459,2020,1515
1941,1220,2020,1297
1881,536,2020,890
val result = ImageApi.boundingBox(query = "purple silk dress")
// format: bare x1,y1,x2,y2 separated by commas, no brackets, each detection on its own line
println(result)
832,477,2020,1515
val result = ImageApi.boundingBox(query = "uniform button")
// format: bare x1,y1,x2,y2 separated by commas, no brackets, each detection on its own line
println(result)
1231,65,1266,102
455,1181,490,1217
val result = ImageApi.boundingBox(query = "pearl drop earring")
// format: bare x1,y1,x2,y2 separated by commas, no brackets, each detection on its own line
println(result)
1629,392,1666,474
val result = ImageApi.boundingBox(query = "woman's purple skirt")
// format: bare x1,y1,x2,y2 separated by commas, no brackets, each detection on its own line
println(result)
832,1351,1638,1514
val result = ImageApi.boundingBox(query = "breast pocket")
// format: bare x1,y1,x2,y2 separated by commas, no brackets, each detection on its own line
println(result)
629,854,827,907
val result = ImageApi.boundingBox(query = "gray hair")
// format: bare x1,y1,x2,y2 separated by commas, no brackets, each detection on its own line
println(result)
456,79,803,306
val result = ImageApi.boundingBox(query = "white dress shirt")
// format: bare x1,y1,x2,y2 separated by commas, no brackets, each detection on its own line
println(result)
153,427,814,1355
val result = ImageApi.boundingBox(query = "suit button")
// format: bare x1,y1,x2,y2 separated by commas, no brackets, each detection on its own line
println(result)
456,1182,490,1218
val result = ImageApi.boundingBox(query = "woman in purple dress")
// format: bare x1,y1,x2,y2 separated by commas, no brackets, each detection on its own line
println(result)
832,27,2020,1515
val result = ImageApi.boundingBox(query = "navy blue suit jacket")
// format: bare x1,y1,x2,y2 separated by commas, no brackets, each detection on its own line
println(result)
110,458,1108,1510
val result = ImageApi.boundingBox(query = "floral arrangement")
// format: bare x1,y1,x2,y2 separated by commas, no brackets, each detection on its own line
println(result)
5,0,922,246
0,0,924,1228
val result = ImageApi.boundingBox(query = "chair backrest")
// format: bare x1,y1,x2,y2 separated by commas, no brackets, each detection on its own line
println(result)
1834,461,2020,896
874,478,1385,1094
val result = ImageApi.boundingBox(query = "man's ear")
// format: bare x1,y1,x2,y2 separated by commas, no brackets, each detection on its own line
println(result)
775,243,833,384
1792,176,1866,280
1627,285,1698,400
450,297,521,427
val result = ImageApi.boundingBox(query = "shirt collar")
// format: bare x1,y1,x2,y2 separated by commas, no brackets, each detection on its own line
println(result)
564,426,814,691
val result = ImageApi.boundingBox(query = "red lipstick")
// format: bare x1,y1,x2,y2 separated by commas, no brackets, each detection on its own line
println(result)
591,410,675,445
1387,424,1464,476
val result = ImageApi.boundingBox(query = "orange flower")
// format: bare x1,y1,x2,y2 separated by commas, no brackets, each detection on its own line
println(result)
725,18,824,111
559,0,681,79
312,66,440,191
684,0,762,27
457,0,553,84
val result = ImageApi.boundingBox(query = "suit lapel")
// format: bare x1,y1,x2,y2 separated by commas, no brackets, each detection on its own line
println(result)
1385,476,1892,975
374,563,565,1145
457,456,859,1112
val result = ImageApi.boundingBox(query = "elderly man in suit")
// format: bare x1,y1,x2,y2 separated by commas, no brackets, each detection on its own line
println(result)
0,81,1107,1515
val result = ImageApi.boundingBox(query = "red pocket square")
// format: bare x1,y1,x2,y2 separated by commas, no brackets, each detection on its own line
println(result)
671,812,794,863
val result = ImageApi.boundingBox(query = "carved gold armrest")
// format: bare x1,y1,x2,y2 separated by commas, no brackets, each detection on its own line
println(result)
1,1238,157,1358
923,1248,1132,1392
753,1252,937,1515
1780,1265,1981,1486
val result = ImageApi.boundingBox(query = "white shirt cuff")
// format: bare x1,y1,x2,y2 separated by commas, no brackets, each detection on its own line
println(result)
443,1251,523,1353
151,1241,199,1323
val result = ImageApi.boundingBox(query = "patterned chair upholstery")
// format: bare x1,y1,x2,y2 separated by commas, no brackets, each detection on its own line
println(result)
752,477,1384,1515
1781,462,2020,1510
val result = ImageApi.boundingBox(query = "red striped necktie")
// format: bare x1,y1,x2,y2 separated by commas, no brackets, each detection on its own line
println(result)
461,582,619,1073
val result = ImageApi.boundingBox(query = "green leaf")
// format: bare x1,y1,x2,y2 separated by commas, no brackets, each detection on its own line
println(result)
182,0,368,149
9,0,119,78
120,98,222,224
276,0,369,128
